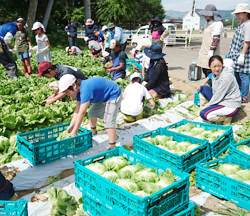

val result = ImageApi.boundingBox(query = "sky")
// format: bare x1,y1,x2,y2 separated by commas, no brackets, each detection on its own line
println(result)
162,0,248,12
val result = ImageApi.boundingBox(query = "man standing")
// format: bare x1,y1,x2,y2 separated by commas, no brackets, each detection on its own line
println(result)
65,21,79,47
0,20,22,79
107,23,127,51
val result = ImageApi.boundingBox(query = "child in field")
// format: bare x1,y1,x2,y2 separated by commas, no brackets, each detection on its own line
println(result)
121,72,155,122
102,51,110,65
66,46,83,56
14,18,33,75
29,22,51,63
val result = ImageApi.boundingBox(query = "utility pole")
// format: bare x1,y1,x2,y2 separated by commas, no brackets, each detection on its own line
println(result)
232,15,234,30
188,0,196,47
43,0,54,30
26,0,39,34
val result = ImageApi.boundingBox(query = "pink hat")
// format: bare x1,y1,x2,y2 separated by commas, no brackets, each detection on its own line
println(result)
85,18,94,25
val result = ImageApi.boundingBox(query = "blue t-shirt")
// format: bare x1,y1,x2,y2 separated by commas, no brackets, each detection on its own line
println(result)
208,73,213,80
0,22,18,37
76,77,121,104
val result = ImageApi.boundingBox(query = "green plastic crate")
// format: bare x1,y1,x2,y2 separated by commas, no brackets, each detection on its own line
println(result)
194,90,200,107
82,194,195,216
164,120,234,158
229,138,250,165
133,128,210,172
75,147,190,216
17,122,92,165
196,156,250,210
0,200,28,216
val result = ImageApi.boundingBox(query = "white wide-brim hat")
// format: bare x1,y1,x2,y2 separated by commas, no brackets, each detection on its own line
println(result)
232,3,250,14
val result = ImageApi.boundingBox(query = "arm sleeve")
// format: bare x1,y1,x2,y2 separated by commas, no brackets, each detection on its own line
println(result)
160,29,169,40
4,32,13,44
206,79,231,107
80,90,94,104
146,63,162,90
119,52,126,63
243,22,250,42
114,28,121,41
210,35,220,50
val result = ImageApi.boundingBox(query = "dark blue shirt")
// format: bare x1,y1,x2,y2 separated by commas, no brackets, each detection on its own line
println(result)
98,30,105,42
0,22,18,37
65,24,77,38
86,24,98,41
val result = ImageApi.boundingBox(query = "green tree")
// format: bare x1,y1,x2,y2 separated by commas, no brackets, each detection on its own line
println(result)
71,7,84,25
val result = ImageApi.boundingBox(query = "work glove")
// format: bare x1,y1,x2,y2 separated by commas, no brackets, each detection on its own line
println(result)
142,81,148,86
29,45,33,57
207,50,214,60
29,45,37,52
67,32,70,36
37,46,49,54
10,46,17,54
237,54,245,66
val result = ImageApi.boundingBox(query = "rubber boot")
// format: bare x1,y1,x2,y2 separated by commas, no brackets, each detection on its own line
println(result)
209,116,227,124
222,117,232,126
199,94,208,111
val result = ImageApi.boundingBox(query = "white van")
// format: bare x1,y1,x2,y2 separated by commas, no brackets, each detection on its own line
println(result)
131,23,176,47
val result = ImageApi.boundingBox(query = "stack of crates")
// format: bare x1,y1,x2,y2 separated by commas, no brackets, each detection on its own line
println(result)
0,200,28,216
75,147,195,216
17,122,92,165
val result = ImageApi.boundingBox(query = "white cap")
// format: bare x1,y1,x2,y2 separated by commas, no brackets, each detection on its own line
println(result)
102,51,110,57
102,25,108,31
130,72,141,81
66,47,69,53
58,74,76,94
135,44,142,51
84,37,90,42
223,58,234,68
110,39,120,49
32,22,46,32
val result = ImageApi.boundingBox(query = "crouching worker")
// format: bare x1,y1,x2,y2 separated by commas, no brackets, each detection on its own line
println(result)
0,171,17,200
104,39,127,81
66,46,83,56
200,56,241,125
59,75,122,150
121,72,155,122
37,61,87,105
84,37,102,57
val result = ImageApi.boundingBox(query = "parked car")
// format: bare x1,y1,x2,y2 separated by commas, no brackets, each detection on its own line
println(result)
131,24,176,47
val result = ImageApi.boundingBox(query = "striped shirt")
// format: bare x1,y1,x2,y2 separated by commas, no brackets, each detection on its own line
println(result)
135,52,145,65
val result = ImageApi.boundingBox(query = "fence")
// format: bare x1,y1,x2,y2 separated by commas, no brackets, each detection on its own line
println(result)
175,30,188,48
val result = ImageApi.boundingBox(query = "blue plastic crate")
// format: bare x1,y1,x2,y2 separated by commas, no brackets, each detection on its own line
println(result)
75,147,190,216
82,194,194,216
17,122,92,165
0,200,28,216
196,156,250,210
229,138,250,165
164,120,234,159
133,128,210,172
194,90,200,107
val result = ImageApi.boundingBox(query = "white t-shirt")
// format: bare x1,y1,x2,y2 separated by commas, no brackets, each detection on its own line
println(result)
36,34,51,63
135,52,146,65
142,56,150,69
121,82,152,116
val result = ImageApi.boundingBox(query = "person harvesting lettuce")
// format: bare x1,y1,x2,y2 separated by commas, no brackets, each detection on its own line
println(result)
58,74,122,150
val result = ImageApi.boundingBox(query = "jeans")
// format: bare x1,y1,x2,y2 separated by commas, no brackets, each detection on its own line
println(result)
234,72,249,97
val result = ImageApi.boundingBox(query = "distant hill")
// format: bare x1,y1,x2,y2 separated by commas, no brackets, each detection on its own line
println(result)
165,9,235,20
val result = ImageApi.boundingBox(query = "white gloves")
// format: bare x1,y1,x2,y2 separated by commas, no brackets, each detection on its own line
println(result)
29,45,37,52
144,103,155,110
237,54,245,66
207,50,214,60
67,32,70,36
142,81,148,86
37,46,49,54
10,46,17,54
29,45,33,57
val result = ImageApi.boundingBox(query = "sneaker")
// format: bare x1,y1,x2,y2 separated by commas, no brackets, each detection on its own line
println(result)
28,72,33,76
242,96,248,103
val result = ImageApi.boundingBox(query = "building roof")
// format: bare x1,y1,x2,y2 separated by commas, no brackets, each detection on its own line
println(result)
182,9,202,19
